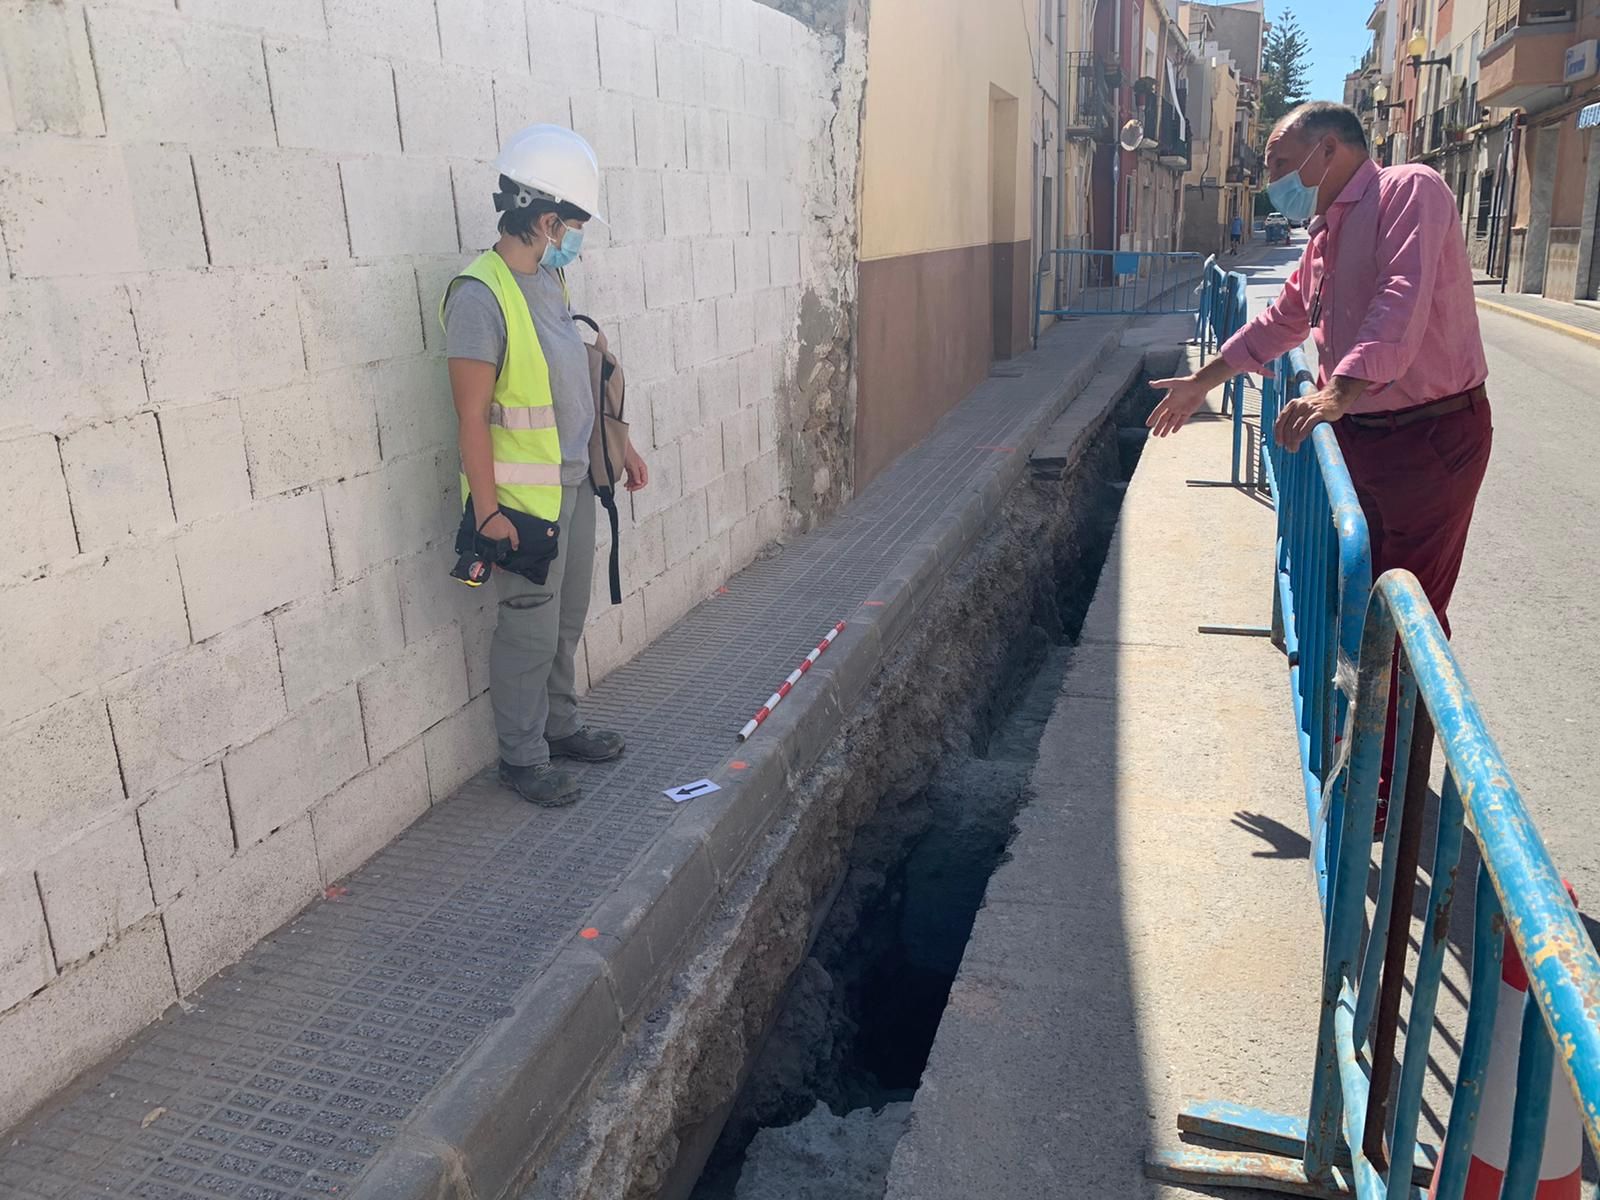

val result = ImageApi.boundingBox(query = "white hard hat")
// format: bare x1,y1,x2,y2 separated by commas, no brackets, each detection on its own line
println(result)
494,124,606,225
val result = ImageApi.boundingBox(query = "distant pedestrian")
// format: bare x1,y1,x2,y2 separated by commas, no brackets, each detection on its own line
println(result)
1229,213,1243,253
1147,101,1492,818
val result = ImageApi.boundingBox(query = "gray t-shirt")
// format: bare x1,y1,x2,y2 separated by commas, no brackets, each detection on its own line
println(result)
443,264,593,486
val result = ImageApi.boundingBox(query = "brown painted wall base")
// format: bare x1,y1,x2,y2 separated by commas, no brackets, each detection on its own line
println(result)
855,239,1031,488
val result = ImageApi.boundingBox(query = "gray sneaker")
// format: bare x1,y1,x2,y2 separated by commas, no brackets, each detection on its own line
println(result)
548,726,626,763
498,760,581,807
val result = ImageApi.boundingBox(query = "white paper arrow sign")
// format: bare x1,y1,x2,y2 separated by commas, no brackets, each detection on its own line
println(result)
664,779,721,803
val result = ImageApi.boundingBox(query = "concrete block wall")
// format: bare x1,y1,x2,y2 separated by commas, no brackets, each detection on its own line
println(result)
0,0,847,1133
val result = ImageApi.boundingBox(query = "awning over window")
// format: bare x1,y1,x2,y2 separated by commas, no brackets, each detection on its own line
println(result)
1578,101,1600,130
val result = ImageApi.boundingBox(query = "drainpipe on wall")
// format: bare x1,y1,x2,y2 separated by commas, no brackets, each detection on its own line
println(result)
1500,111,1524,294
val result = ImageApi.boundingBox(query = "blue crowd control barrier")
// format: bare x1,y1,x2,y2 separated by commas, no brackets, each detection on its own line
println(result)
1149,571,1600,1199
1187,265,1252,488
1258,347,1373,907
1035,248,1204,319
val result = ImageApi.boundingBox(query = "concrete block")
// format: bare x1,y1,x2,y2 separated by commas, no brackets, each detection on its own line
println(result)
716,292,756,356
0,695,123,875
523,0,601,91
395,59,496,160
603,170,664,248
0,433,76,579
0,136,140,277
36,815,154,966
619,510,665,586
59,414,174,552
358,626,467,761
107,619,287,798
438,0,528,73
722,406,759,472
493,72,571,142
130,269,304,403
0,2,103,135
701,46,742,110
452,159,502,252
679,422,723,495
363,356,454,460
578,247,645,321
732,236,773,296
722,0,759,52
737,343,776,407
676,0,721,41
0,870,51,1010
265,39,401,155
582,588,646,684
0,546,187,728
645,371,699,448
396,540,492,644
325,0,440,61
86,6,275,146
462,601,495,697
727,112,764,175
755,1,793,61
756,390,781,453
569,90,637,169
177,491,333,641
224,685,368,845
614,309,673,384
121,144,207,270
634,99,686,171
192,148,348,267
417,253,475,353
0,45,10,132
137,764,232,904
769,232,801,286
296,261,425,372
273,564,404,708
745,63,782,120
596,14,655,96
314,739,430,881
655,36,703,105
744,446,783,508
162,816,320,994
324,450,453,583
705,469,747,537
748,175,782,232
754,286,787,344
660,488,709,566
240,378,381,497
157,399,252,525
341,155,459,259
685,108,729,174
662,171,712,238
420,692,494,802
692,236,736,300
641,553,697,638
697,358,740,428
627,438,680,523
670,298,719,372
182,0,325,35
579,0,673,31
640,238,692,309
0,916,174,1134
0,280,146,436
708,178,749,238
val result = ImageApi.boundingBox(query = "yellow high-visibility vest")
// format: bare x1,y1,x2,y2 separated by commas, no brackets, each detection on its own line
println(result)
440,251,563,521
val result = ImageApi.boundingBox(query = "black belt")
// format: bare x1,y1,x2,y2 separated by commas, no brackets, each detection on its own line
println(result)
1344,384,1487,431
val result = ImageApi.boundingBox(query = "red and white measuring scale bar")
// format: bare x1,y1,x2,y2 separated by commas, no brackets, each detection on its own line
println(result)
737,621,846,742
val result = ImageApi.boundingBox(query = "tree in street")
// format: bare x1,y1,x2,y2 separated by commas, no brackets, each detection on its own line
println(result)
1259,11,1311,135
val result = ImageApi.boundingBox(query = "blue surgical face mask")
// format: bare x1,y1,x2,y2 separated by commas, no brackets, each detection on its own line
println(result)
1265,144,1328,225
540,222,584,269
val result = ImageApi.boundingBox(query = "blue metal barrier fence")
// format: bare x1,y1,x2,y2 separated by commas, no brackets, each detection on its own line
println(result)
1150,571,1600,1199
1258,346,1373,908
1036,248,1204,319
1186,264,1254,487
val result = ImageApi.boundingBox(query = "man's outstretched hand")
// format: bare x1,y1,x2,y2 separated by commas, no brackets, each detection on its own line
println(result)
1147,374,1209,437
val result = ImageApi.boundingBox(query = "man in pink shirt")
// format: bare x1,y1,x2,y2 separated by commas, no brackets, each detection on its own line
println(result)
1149,101,1492,637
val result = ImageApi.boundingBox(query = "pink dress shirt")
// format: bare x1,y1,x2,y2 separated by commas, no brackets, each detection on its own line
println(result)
1220,159,1488,414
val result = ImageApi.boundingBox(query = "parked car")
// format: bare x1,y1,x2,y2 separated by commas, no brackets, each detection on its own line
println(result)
1264,212,1291,245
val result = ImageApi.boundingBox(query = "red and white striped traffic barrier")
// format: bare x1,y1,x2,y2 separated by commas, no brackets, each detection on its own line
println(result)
1431,883,1583,1200
737,622,846,742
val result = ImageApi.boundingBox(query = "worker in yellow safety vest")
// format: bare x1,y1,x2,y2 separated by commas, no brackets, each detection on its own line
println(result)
443,124,649,807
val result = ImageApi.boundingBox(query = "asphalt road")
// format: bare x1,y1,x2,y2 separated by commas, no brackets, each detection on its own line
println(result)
1451,306,1600,906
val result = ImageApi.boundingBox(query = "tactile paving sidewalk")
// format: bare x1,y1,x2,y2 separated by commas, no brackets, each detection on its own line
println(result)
0,318,1125,1200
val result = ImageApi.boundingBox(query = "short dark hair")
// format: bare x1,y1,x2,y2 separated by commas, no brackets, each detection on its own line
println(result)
1281,102,1368,153
494,174,591,242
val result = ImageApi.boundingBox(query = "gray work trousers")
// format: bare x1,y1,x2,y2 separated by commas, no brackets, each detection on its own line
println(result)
490,484,596,767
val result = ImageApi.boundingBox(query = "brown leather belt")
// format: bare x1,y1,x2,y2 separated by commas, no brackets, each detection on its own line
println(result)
1344,384,1487,430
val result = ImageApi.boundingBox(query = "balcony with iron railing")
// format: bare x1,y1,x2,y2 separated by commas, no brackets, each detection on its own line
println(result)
1063,50,1114,139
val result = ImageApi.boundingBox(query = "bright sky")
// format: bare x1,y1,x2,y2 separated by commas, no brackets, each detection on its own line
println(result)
1267,2,1372,107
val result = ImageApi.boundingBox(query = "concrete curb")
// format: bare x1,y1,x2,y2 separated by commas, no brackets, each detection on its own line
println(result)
1475,295,1600,350
349,319,1157,1200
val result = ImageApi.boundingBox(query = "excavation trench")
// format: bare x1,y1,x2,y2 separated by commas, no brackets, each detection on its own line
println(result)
527,365,1167,1200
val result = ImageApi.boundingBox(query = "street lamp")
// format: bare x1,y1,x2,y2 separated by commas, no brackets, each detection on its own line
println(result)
1369,81,1406,115
1405,30,1451,78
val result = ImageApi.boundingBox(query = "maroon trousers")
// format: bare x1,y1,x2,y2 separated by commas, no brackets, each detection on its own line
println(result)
1333,395,1494,793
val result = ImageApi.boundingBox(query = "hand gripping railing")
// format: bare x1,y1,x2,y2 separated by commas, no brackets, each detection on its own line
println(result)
1258,347,1373,909
1150,570,1600,1199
